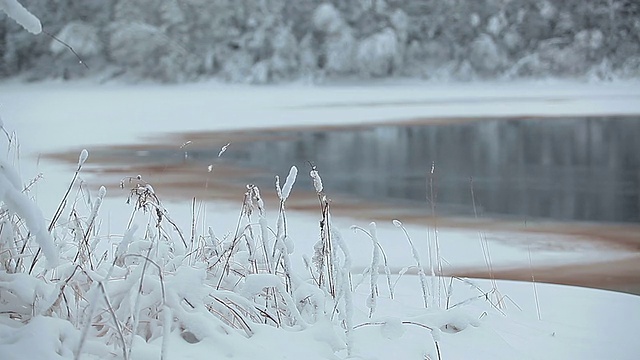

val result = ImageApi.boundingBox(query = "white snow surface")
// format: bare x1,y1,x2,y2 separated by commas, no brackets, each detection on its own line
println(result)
2,80,640,151
0,80,639,359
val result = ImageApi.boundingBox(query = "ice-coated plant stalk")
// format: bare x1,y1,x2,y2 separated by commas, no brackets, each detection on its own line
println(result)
274,166,298,255
393,220,430,308
332,227,354,356
48,149,89,233
470,177,502,308
77,268,124,360
128,243,156,359
309,165,335,296
161,305,172,360
271,166,298,289
320,200,335,296
366,222,380,317
74,186,106,268
529,245,541,320
115,224,138,265
350,223,381,317
351,224,394,299
190,197,196,264
240,184,265,273
259,217,271,273
98,281,128,360
425,162,443,307
207,226,219,257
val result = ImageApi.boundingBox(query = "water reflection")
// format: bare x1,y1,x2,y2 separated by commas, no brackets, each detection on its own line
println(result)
117,116,639,222
204,117,638,222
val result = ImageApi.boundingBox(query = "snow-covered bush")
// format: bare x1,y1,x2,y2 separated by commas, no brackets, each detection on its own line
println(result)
269,26,299,81
323,30,357,76
3,0,640,82
108,22,197,83
313,3,345,34
617,56,640,78
389,9,408,42
219,51,255,83
468,33,508,77
312,3,357,76
486,13,508,36
356,28,400,77
404,39,452,79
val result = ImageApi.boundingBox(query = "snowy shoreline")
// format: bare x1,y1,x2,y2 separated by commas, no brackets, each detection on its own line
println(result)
14,80,637,295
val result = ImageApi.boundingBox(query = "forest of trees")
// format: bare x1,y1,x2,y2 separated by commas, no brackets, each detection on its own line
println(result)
1,0,639,83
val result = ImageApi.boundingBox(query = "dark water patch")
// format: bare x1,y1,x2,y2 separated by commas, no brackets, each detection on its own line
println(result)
80,116,640,222
210,116,640,222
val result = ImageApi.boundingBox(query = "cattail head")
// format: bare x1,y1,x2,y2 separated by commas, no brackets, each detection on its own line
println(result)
275,175,283,200
281,166,298,201
251,185,264,216
78,149,89,168
310,169,323,193
243,184,265,217
98,185,107,199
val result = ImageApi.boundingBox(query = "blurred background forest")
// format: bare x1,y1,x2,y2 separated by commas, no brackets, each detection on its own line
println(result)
1,0,639,83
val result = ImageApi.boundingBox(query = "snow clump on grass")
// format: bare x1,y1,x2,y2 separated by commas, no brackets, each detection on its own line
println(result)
0,0,42,34
0,158,58,268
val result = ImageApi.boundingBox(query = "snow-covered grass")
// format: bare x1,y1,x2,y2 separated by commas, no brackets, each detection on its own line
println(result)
0,80,639,359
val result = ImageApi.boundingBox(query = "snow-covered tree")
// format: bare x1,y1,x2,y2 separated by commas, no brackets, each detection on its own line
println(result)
108,21,196,82
269,26,299,81
356,27,400,77
313,3,357,76
468,33,508,77
1,0,639,82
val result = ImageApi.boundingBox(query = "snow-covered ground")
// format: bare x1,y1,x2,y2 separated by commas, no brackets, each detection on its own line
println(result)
1,80,640,359
3,79,640,150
